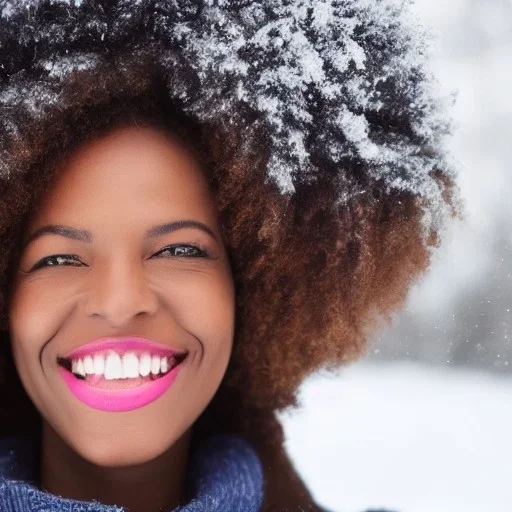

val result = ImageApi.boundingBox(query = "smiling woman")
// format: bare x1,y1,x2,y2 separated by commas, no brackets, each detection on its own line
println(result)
6,125,237,510
0,1,460,512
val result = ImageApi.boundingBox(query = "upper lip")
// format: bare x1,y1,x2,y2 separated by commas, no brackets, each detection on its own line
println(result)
61,336,188,361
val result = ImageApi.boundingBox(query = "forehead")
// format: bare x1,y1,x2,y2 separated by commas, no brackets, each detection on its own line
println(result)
27,125,216,228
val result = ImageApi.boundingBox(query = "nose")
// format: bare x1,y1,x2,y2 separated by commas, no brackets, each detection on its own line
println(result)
84,256,159,328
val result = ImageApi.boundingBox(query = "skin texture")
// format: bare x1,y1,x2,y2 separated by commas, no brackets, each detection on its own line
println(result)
7,125,236,511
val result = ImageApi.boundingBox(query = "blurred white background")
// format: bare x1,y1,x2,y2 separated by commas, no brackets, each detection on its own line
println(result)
280,1,512,510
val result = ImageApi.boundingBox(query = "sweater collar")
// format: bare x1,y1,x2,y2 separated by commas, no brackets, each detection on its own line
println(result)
0,433,264,512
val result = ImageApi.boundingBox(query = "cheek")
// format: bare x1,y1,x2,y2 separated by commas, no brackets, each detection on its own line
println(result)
182,278,233,331
8,276,71,350
7,278,61,407
166,270,236,355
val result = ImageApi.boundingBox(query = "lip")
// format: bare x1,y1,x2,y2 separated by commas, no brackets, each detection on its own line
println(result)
58,358,186,412
62,336,187,360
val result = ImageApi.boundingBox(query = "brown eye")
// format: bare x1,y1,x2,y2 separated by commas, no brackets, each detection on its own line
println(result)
154,244,210,258
30,254,84,272
25,245,212,273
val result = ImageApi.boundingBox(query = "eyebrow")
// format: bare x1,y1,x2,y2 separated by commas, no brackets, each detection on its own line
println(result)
21,220,218,250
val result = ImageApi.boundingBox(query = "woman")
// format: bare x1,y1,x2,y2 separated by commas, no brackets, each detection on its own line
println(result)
0,1,461,511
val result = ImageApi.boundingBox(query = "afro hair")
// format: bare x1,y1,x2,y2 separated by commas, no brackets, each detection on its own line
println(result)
0,1,462,509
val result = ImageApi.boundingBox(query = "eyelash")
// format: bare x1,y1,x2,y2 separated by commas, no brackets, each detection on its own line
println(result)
27,244,211,272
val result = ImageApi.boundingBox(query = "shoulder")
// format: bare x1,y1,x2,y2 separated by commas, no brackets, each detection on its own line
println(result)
257,444,326,511
246,415,327,512
245,416,397,512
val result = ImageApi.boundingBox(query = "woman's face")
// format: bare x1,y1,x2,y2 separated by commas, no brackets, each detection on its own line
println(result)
7,125,235,466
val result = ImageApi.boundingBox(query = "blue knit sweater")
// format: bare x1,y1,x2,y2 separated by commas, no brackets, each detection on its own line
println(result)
0,433,264,512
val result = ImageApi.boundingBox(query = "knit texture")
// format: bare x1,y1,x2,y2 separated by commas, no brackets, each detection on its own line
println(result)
0,433,264,512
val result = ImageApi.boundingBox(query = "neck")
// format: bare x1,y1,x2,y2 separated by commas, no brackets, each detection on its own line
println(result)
38,421,192,512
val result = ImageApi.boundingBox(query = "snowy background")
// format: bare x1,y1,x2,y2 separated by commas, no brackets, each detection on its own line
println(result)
279,1,512,511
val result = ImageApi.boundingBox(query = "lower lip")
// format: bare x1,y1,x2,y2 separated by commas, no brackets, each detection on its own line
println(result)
58,362,184,412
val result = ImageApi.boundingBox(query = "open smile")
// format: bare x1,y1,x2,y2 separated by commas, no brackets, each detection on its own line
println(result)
57,355,187,412
57,348,188,412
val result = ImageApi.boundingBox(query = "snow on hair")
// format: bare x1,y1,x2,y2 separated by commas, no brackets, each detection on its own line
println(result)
0,0,459,239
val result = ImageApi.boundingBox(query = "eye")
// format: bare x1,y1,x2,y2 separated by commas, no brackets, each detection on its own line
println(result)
24,244,212,273
28,254,84,272
153,244,210,259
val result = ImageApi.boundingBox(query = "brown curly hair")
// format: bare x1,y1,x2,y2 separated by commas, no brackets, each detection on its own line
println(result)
0,51,460,509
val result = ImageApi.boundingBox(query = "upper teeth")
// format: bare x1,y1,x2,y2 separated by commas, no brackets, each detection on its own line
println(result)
70,351,174,380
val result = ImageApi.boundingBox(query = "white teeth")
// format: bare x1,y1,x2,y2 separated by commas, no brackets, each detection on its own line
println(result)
76,358,86,378
151,355,160,375
139,353,151,377
83,355,95,375
70,351,178,380
93,354,105,375
104,351,122,380
122,352,139,379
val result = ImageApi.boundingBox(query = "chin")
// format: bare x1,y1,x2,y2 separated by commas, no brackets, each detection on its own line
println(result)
72,436,167,468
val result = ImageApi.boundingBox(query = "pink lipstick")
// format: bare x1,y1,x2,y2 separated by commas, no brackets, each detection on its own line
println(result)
57,336,188,412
